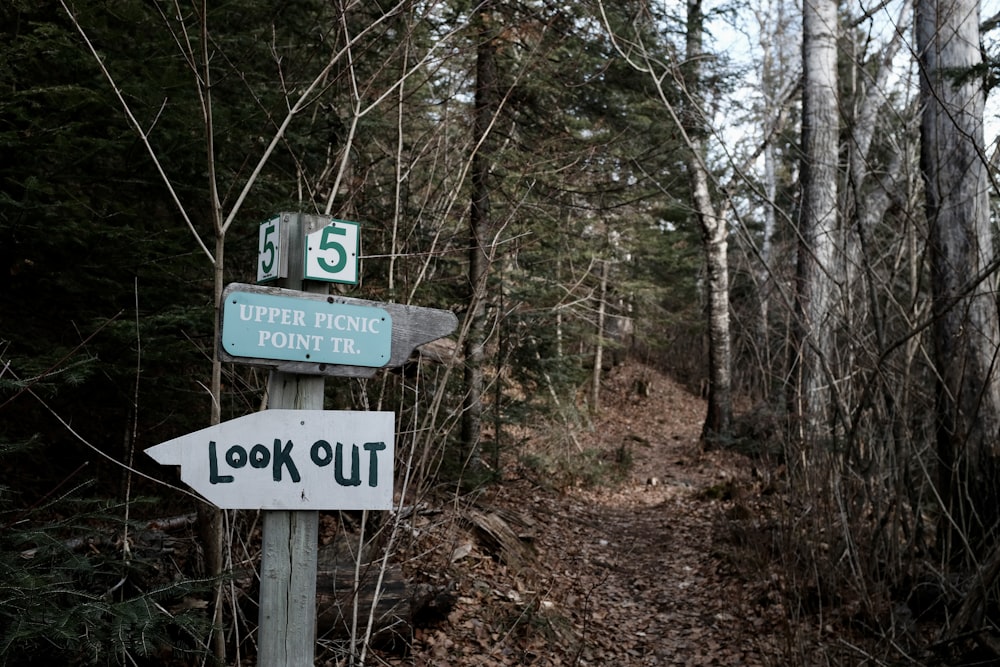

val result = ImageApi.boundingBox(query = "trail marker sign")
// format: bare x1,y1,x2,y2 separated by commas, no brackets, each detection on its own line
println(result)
257,215,288,283
156,211,458,666
220,282,459,377
222,287,392,368
257,213,361,284
304,217,360,284
146,410,395,510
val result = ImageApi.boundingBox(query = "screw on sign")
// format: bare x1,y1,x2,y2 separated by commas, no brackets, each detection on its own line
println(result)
257,215,287,283
218,282,459,378
303,217,360,284
222,288,392,367
257,214,361,285
156,211,459,667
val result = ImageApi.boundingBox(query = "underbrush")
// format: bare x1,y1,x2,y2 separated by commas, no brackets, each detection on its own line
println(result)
0,486,212,666
717,421,1000,666
515,415,634,490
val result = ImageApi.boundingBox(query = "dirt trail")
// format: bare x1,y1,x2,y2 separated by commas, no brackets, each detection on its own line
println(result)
529,364,778,666
402,362,781,666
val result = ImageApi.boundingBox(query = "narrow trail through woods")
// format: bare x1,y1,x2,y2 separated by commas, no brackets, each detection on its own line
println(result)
527,364,780,665
404,363,784,666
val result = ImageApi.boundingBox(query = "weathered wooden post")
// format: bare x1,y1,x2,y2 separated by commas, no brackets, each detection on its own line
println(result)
258,212,323,666
147,212,457,666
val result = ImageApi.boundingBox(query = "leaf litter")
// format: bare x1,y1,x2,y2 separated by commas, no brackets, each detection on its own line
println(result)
377,361,785,666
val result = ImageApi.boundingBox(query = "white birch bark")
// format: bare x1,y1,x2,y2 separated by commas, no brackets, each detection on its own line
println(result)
753,0,796,382
793,0,839,438
687,0,732,441
917,0,1000,561
598,0,734,441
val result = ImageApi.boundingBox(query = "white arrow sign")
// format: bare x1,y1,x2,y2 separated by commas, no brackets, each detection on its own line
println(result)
146,410,395,510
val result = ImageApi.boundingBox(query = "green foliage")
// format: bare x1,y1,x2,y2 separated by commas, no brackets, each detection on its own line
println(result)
1,3,211,488
0,0,359,500
521,444,633,490
486,0,699,388
0,484,212,666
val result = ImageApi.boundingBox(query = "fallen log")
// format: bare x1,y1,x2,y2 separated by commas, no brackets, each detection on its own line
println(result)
315,535,411,651
465,507,535,571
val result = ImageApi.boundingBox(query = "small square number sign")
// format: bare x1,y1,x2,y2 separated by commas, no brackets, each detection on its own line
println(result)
304,219,360,284
258,216,286,283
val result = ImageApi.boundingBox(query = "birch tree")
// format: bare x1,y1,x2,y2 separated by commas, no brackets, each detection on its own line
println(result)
791,0,839,441
916,0,1000,565
597,1,734,443
685,0,732,441
754,0,796,357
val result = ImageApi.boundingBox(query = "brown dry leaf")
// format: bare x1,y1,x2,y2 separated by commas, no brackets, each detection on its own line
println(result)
394,361,781,666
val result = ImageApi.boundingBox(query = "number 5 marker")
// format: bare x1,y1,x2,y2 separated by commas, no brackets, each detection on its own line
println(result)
304,219,360,284
257,216,289,283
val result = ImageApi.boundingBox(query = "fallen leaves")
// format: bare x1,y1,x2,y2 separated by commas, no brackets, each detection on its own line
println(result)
386,361,782,666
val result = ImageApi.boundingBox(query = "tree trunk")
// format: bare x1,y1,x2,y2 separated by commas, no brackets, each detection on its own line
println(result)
462,3,498,473
591,259,609,414
202,4,227,637
685,0,732,443
700,200,732,442
200,231,226,663
752,0,795,401
791,0,839,442
917,0,1000,563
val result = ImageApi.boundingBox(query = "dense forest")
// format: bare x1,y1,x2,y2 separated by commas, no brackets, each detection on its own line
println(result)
3,0,1000,664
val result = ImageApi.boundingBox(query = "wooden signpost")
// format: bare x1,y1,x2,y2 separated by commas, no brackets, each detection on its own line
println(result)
147,212,457,666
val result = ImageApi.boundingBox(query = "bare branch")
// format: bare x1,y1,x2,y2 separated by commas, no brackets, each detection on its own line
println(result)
59,0,215,265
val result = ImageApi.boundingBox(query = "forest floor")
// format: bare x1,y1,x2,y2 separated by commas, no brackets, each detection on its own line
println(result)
374,361,793,666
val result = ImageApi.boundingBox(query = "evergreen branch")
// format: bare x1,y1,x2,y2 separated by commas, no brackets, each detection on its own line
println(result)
2,365,206,505
0,310,123,412
58,0,215,266
223,0,413,234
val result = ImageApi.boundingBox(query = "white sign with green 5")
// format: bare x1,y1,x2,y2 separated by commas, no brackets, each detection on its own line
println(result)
304,218,360,284
257,216,288,283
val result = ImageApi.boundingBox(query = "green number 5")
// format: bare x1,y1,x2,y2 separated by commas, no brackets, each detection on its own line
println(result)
261,223,276,273
317,225,348,273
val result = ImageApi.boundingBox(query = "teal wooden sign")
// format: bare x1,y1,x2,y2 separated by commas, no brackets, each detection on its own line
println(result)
222,288,391,368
